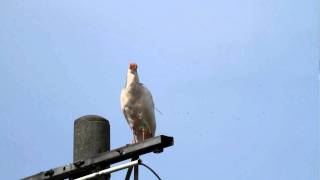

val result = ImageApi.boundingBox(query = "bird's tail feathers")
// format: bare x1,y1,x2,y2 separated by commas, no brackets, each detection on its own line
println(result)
155,107,164,115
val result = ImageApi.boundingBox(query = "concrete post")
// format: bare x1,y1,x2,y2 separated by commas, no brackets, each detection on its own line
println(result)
74,115,110,179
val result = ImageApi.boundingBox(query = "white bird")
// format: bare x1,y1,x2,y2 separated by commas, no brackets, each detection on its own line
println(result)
120,63,156,143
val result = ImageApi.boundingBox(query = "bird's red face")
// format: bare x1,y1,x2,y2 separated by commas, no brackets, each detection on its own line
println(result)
129,63,138,71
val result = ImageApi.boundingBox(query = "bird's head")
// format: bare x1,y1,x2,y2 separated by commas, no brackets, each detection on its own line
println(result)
125,62,140,87
129,63,138,73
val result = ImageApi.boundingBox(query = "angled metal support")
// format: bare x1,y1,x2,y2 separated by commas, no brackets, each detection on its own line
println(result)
75,160,141,180
125,166,133,180
125,156,139,180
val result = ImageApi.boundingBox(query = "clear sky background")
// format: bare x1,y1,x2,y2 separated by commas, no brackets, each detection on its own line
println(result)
0,0,319,179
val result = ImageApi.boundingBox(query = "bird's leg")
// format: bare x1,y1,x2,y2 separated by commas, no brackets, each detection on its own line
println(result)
135,135,138,143
131,129,137,144
132,135,138,144
141,128,145,141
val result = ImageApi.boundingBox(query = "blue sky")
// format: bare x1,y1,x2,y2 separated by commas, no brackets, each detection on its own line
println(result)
0,0,319,179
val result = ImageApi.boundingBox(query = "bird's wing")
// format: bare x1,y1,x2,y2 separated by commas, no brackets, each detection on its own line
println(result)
120,88,129,123
120,88,133,127
139,84,154,109
139,85,156,135
120,88,128,113
120,88,126,113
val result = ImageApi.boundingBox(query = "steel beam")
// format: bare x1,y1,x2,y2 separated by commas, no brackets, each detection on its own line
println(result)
22,135,174,180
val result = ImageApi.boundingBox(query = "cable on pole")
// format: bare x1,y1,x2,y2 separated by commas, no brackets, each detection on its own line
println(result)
140,162,162,180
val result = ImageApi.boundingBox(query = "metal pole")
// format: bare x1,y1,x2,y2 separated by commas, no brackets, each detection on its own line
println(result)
134,165,139,180
74,115,110,180
75,160,141,180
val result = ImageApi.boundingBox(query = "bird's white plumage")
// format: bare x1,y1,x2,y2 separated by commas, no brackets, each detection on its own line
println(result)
120,64,156,143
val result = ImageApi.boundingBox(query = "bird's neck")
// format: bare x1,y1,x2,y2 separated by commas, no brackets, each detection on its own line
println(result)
125,71,140,90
